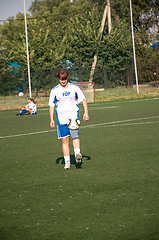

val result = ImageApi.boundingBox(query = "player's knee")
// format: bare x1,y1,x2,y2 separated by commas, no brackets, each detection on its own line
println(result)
70,129,79,139
62,137,69,144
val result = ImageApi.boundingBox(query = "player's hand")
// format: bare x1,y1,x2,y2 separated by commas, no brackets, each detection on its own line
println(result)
83,113,89,121
50,120,55,128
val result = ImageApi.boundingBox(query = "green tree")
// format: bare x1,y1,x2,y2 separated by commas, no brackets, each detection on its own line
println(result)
136,45,159,83
0,0,158,93
64,9,101,65
99,20,132,68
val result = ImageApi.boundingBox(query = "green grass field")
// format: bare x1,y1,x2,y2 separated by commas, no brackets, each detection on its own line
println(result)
0,98,159,240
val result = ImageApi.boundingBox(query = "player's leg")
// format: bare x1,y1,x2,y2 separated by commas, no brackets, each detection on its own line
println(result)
27,108,32,114
25,106,32,114
62,136,71,169
57,124,71,169
72,137,80,152
17,107,28,116
62,137,70,155
71,130,82,163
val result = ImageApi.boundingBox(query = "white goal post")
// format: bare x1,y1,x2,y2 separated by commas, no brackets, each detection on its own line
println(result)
74,82,95,103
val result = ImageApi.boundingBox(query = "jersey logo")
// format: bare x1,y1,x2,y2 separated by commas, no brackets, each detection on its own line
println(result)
62,91,70,97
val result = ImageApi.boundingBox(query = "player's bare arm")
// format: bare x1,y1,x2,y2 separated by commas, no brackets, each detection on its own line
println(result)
82,100,89,121
49,106,55,128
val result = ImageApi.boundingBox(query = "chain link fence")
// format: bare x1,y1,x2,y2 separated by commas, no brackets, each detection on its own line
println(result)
0,64,136,96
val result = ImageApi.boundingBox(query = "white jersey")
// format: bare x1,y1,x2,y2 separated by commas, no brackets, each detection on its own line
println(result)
49,83,86,125
28,102,37,114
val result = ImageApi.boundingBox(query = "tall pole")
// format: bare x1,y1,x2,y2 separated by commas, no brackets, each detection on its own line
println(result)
107,0,111,34
89,4,108,82
130,0,139,93
24,0,32,97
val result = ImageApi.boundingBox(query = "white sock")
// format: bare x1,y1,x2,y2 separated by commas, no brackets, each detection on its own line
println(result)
64,156,70,164
74,148,80,155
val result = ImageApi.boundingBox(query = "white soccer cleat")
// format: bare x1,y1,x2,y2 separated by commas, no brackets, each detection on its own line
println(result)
64,162,71,170
75,153,82,163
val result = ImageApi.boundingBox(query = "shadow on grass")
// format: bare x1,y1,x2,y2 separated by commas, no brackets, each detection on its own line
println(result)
56,154,91,169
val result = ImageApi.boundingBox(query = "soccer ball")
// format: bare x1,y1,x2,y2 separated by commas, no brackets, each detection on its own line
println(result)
67,117,80,130
18,92,24,97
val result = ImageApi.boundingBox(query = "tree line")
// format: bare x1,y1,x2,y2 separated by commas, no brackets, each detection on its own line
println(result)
0,0,158,94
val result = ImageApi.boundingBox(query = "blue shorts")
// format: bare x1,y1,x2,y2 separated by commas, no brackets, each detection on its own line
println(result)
57,124,70,139
57,124,79,139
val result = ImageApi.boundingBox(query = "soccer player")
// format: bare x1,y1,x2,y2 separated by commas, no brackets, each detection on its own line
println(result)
17,98,37,116
49,69,89,170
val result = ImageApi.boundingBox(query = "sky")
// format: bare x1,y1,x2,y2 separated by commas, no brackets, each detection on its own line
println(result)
0,0,33,24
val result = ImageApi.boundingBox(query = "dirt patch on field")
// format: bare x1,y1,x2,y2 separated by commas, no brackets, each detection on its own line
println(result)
0,96,49,110
0,86,158,110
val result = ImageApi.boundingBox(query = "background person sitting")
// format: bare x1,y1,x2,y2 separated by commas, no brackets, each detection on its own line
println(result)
17,98,37,116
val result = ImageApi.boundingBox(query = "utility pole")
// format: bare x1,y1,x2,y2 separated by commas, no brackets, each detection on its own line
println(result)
129,0,139,93
24,0,32,97
89,4,108,82
89,0,111,82
107,0,111,34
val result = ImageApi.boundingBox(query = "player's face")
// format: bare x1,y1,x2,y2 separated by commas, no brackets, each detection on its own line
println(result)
59,79,68,88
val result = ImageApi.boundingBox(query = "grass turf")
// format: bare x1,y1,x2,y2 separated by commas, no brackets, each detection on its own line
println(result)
0,98,159,240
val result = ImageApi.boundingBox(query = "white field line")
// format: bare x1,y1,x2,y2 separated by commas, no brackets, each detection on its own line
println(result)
21,106,119,113
0,106,120,118
0,129,56,139
81,116,159,129
101,97,159,105
38,106,120,111
88,121,159,128
37,97,159,111
38,97,159,110
0,115,159,139
121,97,159,103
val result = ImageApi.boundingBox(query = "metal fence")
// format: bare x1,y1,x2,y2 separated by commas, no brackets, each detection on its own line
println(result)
0,65,135,96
